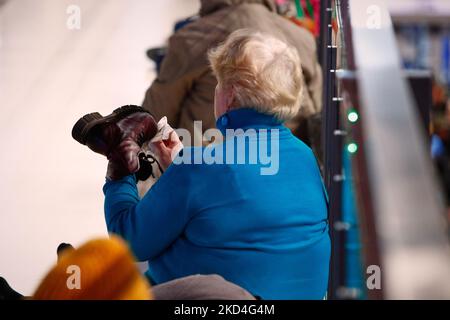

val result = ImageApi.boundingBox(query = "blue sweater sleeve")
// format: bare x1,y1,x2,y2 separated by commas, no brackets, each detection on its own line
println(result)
103,164,192,261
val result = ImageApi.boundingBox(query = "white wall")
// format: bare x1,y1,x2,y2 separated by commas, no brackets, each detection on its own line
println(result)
0,0,199,296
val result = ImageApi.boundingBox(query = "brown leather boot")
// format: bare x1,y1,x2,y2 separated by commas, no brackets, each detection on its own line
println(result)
72,105,158,180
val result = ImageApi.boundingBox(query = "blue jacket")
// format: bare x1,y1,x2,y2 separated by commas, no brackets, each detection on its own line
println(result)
103,108,330,299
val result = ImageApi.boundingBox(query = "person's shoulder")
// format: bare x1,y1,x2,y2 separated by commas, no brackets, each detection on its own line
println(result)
170,13,228,48
284,134,318,162
165,17,228,75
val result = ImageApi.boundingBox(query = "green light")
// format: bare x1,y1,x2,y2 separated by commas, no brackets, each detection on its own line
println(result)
348,111,359,123
347,143,358,154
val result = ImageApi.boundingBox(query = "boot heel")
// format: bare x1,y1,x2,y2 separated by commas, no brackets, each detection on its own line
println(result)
71,112,103,145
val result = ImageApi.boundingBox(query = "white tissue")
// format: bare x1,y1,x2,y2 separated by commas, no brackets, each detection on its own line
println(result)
150,116,174,142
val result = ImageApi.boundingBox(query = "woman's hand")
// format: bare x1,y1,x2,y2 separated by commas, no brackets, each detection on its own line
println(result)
150,130,183,170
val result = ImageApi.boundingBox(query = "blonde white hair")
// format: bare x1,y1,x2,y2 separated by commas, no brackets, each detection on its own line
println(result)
208,29,304,121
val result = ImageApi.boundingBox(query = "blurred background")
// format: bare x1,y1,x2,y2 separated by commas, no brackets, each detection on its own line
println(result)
0,0,199,295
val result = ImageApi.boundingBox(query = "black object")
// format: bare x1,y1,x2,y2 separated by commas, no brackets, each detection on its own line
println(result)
320,0,345,300
0,277,23,300
405,70,432,133
146,47,167,73
56,243,75,261
136,153,164,181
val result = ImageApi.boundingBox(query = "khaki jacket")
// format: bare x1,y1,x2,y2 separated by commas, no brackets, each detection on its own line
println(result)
142,0,322,145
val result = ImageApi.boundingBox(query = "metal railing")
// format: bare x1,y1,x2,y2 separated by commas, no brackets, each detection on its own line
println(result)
323,0,450,299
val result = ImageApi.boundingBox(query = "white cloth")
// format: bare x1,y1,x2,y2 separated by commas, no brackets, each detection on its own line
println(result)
150,116,174,143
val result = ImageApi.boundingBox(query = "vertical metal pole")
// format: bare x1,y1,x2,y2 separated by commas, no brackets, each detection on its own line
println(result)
320,0,345,299
318,0,326,63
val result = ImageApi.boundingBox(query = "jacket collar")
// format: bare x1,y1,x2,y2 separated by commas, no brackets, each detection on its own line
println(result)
216,108,283,134
200,0,276,17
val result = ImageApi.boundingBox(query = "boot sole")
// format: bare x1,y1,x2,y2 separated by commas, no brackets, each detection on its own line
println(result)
71,105,150,145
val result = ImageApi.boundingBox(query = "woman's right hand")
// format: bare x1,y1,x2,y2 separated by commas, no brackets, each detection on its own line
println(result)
150,130,183,170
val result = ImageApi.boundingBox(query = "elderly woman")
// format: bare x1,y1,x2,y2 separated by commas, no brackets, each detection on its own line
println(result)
73,29,330,299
